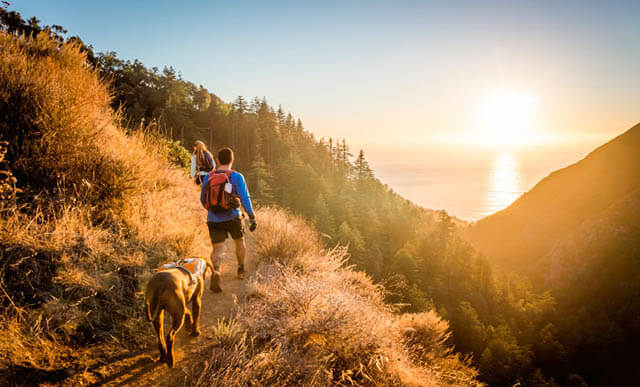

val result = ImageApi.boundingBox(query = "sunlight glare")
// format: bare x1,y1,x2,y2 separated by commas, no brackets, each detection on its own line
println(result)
476,90,539,147
480,153,522,218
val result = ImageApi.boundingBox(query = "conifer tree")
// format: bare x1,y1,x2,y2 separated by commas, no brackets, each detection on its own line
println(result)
355,149,373,179
246,154,274,205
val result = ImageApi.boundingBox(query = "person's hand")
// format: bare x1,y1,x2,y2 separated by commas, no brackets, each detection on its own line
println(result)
249,216,257,232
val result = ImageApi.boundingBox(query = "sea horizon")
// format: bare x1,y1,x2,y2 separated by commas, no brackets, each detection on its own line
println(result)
365,141,602,221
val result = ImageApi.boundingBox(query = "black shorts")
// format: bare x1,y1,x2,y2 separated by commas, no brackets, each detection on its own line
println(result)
207,218,244,244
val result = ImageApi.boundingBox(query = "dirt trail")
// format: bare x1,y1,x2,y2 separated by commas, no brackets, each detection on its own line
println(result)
65,239,255,387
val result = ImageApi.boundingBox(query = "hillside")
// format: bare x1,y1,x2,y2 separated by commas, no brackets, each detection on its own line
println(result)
467,123,640,271
2,8,625,385
464,124,640,384
0,30,479,386
535,187,640,384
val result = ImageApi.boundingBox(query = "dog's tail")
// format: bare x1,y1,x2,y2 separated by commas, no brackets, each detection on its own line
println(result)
144,299,152,321
145,293,163,322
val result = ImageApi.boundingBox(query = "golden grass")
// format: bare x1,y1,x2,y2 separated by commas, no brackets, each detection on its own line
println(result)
0,31,479,386
195,209,480,386
0,31,209,382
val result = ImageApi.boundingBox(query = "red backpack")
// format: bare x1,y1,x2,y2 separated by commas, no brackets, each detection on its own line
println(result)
204,170,235,213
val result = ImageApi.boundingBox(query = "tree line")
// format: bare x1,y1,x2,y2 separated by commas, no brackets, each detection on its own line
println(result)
95,52,583,387
1,7,600,386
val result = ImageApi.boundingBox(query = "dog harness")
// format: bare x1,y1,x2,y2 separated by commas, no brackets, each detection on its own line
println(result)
158,258,207,286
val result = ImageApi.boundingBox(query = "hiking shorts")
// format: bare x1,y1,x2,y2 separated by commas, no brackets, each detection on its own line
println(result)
207,218,244,244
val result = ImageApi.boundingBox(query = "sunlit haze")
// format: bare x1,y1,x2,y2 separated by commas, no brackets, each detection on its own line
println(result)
475,90,539,147
14,0,640,219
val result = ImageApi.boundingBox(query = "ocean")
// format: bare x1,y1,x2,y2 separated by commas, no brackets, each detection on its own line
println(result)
366,143,598,221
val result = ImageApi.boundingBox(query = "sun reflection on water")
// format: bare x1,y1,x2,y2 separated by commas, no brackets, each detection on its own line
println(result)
480,153,523,218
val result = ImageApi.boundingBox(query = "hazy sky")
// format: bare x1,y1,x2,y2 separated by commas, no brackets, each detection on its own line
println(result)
13,0,640,153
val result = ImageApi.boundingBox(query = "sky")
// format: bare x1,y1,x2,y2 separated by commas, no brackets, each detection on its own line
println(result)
12,0,640,149
10,1,640,219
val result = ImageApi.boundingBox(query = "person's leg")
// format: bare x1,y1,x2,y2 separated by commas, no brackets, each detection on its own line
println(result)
233,237,247,279
229,217,247,279
209,242,224,292
207,222,226,292
210,242,225,271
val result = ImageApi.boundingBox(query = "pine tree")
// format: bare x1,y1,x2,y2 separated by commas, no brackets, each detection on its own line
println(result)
337,221,366,266
233,96,247,113
276,105,286,129
246,154,274,205
355,149,373,179
312,193,335,235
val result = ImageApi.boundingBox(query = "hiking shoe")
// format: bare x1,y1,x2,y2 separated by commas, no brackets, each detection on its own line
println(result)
210,270,222,293
237,265,245,280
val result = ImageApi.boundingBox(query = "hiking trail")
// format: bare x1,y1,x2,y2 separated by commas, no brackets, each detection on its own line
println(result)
61,238,255,387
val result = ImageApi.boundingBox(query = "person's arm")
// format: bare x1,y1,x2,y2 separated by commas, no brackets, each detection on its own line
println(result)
233,172,255,218
200,173,209,208
190,154,197,178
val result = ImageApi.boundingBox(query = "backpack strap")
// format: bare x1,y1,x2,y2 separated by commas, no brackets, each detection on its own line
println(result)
175,265,196,286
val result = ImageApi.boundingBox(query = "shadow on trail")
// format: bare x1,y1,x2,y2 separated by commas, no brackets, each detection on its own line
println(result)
87,356,156,387
79,238,254,387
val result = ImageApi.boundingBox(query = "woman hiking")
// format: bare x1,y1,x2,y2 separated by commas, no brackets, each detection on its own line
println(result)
190,140,215,185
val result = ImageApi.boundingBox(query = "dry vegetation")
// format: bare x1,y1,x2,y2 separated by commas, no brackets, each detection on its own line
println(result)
194,208,479,386
0,31,479,386
0,31,208,384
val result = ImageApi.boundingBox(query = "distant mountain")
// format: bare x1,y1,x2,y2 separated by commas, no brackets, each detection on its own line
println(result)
466,123,640,384
466,122,640,273
538,176,640,384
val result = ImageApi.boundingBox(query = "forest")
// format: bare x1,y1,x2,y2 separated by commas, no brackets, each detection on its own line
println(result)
2,7,632,386
90,48,582,387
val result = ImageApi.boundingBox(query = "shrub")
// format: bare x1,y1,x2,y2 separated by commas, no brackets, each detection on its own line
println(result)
0,31,480,386
195,208,480,386
0,31,208,379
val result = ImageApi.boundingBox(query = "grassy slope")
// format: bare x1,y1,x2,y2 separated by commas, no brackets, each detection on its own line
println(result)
0,32,479,385
0,31,209,384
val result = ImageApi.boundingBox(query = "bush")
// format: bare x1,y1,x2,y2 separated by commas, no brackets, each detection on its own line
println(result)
195,208,480,386
0,31,480,386
0,31,208,379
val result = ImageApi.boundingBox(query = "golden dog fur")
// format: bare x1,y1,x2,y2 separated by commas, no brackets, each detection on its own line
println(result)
144,259,213,367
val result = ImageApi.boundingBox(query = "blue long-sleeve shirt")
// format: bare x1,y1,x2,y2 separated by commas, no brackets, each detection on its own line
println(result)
200,169,255,222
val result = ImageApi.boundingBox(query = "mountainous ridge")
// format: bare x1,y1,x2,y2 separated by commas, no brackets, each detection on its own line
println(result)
2,7,638,385
541,185,640,285
464,123,640,384
467,122,640,271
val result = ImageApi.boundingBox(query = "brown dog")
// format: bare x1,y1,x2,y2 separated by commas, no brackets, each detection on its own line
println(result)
144,258,213,367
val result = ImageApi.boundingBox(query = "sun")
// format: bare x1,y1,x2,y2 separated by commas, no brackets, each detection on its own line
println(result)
476,90,539,147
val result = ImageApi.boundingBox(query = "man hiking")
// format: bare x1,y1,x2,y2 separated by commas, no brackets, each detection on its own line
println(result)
200,147,256,292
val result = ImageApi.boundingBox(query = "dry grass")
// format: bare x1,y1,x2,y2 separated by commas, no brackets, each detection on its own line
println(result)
195,209,480,386
0,31,479,386
0,31,208,383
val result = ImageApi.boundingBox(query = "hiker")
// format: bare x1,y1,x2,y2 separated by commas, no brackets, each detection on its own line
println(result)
190,140,215,185
200,147,257,292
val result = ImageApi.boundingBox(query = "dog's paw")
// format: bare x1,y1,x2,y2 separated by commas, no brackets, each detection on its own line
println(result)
189,330,201,337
